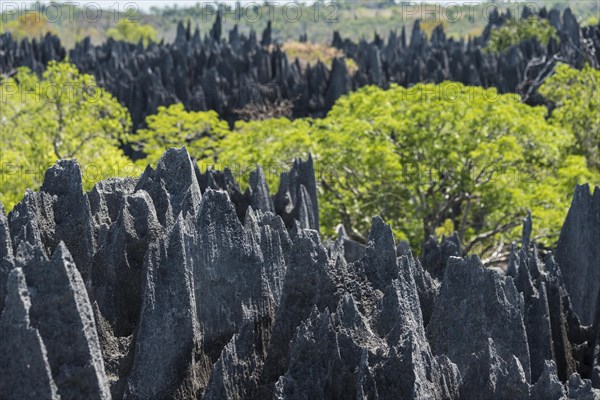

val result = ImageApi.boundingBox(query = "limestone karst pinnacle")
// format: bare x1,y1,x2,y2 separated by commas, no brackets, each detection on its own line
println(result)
1,7,598,128
0,147,599,399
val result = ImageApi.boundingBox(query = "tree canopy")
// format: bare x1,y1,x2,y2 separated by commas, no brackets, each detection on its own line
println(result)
134,103,229,165
215,82,598,257
0,61,134,209
539,63,600,170
107,18,157,46
485,16,559,53
1,59,598,264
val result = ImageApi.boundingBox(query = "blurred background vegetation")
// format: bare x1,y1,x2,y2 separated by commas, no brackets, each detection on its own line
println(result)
1,1,598,52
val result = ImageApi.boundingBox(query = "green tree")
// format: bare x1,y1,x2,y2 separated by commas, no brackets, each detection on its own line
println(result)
0,61,133,209
107,18,157,46
214,117,315,185
485,16,559,54
134,103,230,166
216,82,598,259
583,15,599,27
539,63,600,170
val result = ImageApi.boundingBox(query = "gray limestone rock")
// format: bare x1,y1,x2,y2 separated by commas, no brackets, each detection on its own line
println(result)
261,228,338,383
124,215,204,399
135,147,202,228
275,302,366,399
2,149,599,399
92,301,134,399
530,360,567,400
544,253,586,382
2,7,598,127
0,201,14,313
194,189,285,363
40,160,91,281
398,244,439,327
8,189,56,258
421,232,461,281
594,317,600,388
512,248,554,383
0,268,60,400
567,373,600,399
555,184,600,326
333,224,365,263
248,165,274,213
458,338,529,400
8,161,93,284
289,217,462,399
372,223,460,399
86,178,138,259
274,155,319,231
427,255,531,383
86,178,137,230
90,190,163,337
204,309,268,400
19,242,111,400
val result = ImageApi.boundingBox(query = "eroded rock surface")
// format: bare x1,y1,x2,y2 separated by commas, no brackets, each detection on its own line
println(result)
1,148,599,399
556,184,600,326
1,7,598,129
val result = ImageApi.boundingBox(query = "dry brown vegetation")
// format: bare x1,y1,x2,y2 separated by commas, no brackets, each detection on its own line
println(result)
280,41,358,75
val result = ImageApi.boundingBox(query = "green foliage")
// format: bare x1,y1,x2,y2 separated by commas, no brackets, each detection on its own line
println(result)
0,61,133,209
134,103,230,166
107,18,157,46
1,59,597,262
485,16,559,54
539,63,600,170
584,15,599,27
215,118,314,180
216,82,598,253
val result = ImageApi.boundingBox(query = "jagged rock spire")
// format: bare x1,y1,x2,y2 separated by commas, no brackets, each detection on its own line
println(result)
530,360,567,399
555,184,600,325
125,215,204,399
3,8,598,129
135,146,202,228
0,268,59,400
427,255,531,384
421,232,461,281
20,242,111,399
1,149,599,398
0,201,14,313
